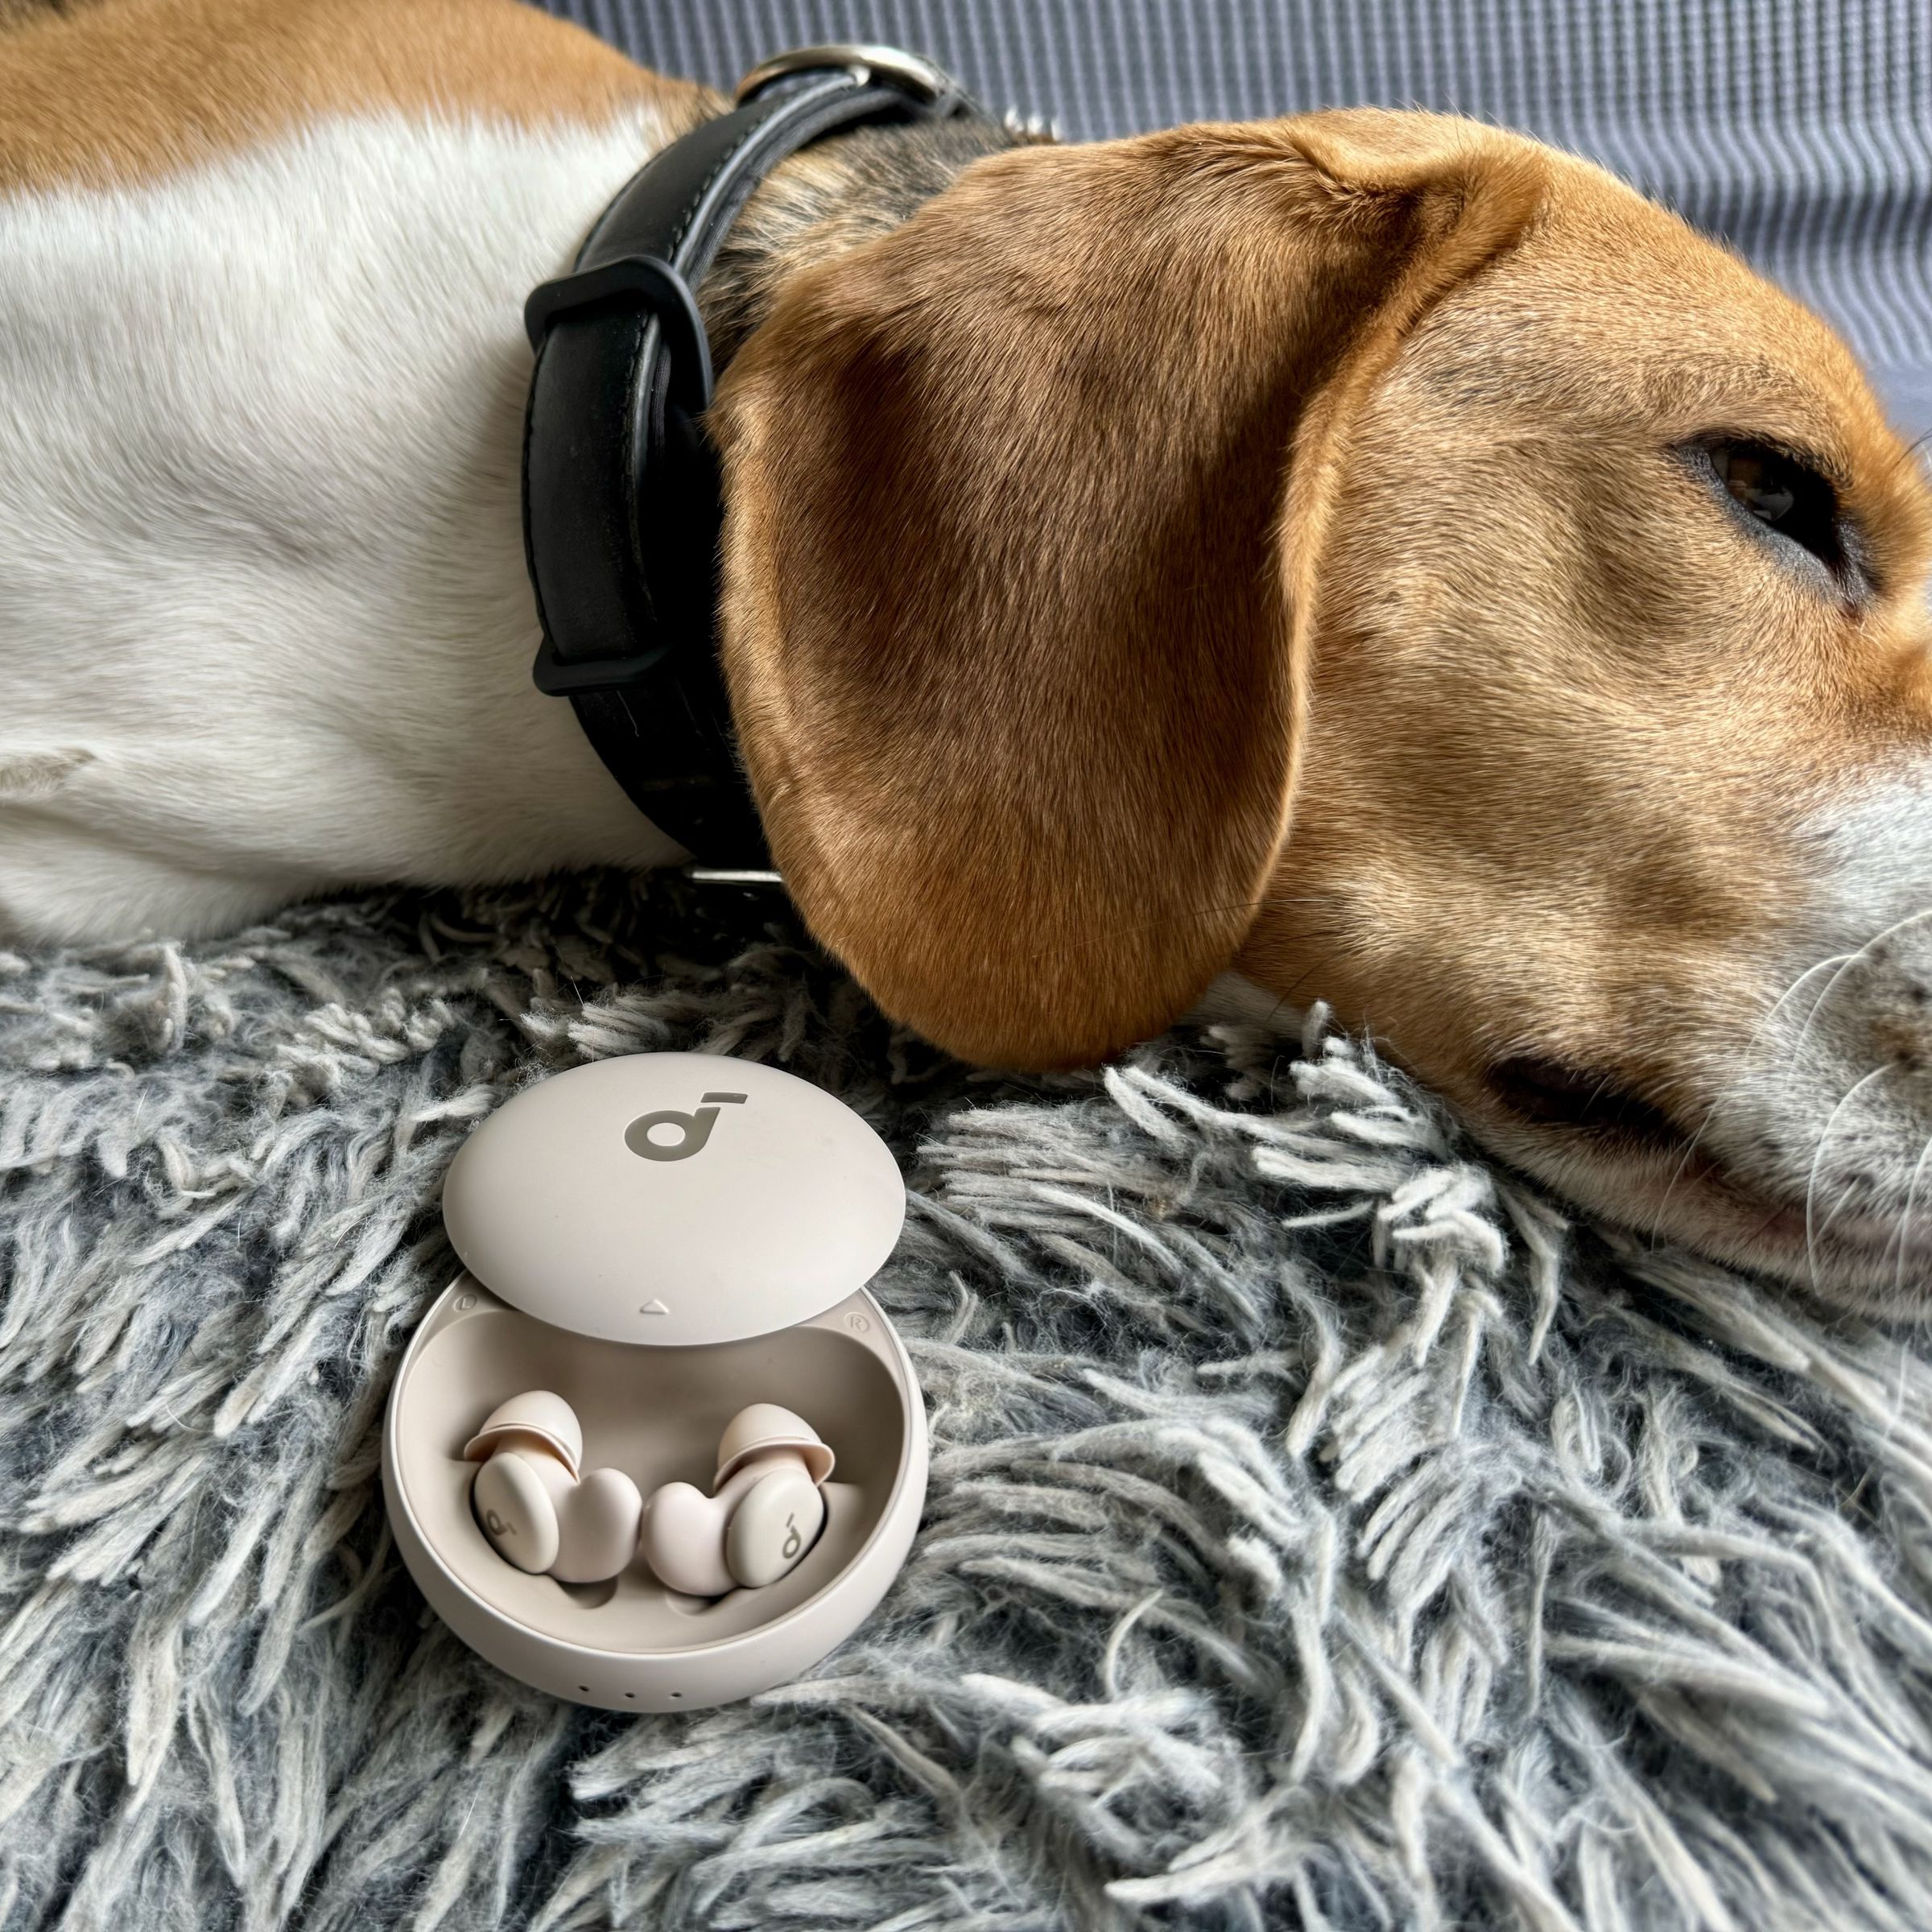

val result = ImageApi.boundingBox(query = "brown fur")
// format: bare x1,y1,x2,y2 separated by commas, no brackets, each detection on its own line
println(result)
0,0,704,192
701,120,1021,369
716,103,1932,1264
716,107,1932,1083
1239,136,1932,1244
717,115,1554,1067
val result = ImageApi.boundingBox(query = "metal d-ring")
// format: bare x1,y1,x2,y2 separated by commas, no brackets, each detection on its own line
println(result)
734,43,958,108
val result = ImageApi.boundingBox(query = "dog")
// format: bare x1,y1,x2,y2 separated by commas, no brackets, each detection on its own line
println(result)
5,0,1932,1309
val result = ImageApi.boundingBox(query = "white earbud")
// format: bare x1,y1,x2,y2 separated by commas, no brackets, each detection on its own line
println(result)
638,1403,834,1598
464,1392,643,1584
466,1395,834,1598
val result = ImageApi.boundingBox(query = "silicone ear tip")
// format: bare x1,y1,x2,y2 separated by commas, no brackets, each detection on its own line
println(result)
713,1403,835,1487
461,1390,583,1478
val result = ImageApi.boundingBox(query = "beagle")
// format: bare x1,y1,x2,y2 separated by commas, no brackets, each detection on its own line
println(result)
5,0,1932,1308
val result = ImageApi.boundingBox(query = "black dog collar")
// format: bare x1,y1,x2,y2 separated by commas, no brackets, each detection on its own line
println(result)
521,46,973,876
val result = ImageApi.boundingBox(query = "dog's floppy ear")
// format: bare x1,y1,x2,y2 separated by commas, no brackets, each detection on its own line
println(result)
713,111,1542,1067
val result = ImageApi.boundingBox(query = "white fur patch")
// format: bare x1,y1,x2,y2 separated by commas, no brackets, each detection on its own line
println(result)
0,113,687,943
1801,766,1932,951
1659,766,1932,1298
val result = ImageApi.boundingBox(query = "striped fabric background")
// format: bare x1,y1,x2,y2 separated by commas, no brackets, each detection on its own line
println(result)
543,0,1932,439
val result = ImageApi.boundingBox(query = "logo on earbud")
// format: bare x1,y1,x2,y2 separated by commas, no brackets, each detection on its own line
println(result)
484,1509,509,1538
781,1514,802,1560
625,1092,746,1162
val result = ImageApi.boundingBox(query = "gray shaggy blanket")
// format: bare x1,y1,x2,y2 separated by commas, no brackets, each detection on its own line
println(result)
5,873,1932,1932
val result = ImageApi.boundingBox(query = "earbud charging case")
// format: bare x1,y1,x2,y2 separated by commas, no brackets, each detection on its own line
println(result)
381,1055,925,1712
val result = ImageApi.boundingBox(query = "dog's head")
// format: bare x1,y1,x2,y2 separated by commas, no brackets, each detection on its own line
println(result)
712,109,1932,1308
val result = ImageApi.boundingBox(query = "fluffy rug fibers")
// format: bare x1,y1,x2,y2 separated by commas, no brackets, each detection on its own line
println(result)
5,873,1932,1931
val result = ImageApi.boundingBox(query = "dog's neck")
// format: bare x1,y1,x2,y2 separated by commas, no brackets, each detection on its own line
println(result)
521,109,1019,869
0,100,1019,943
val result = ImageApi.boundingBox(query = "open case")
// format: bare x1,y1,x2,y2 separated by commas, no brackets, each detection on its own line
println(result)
381,1055,927,1711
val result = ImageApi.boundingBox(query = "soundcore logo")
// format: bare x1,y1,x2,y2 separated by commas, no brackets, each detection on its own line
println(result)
624,1092,746,1162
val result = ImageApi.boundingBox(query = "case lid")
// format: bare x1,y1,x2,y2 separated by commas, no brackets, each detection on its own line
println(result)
442,1055,906,1345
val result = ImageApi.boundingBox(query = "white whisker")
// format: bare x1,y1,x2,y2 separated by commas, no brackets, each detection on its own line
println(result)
1805,1063,1896,1289
1647,949,1855,1239
1791,904,1932,1070
1653,908,1932,1257
1888,1131,1932,1307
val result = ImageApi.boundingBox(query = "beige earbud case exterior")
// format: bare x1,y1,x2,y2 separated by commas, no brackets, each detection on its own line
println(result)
382,1055,927,1711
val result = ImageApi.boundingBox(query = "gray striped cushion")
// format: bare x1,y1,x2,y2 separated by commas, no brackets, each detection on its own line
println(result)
543,0,1932,439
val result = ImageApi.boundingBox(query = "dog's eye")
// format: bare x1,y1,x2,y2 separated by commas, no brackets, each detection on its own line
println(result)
1694,437,1847,576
